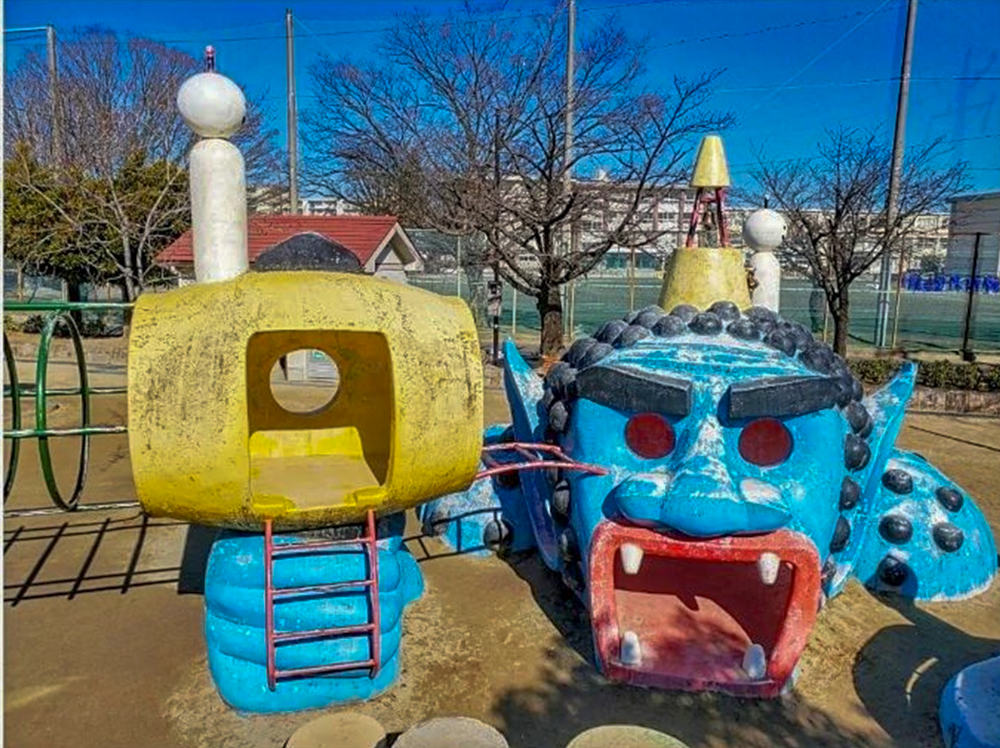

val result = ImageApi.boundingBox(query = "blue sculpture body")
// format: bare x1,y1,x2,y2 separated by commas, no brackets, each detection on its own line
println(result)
425,303,997,698
940,655,1000,748
204,514,423,712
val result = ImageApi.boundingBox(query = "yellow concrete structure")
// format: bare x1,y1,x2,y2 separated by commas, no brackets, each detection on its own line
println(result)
128,271,483,530
689,135,731,188
658,246,751,311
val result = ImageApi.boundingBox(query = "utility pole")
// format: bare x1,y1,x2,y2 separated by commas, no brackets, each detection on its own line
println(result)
874,0,918,348
564,0,577,339
47,25,61,164
285,8,299,214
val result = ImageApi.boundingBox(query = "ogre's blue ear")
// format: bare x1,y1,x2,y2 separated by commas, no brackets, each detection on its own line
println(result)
852,448,997,599
502,339,544,443
865,362,916,469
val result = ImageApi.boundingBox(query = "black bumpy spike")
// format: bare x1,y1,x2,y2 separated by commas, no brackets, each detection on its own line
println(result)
669,304,699,323
688,312,723,335
708,300,741,322
839,476,861,510
881,468,913,494
830,516,851,553
727,318,759,340
877,556,909,586
652,315,688,337
577,341,614,369
614,324,652,348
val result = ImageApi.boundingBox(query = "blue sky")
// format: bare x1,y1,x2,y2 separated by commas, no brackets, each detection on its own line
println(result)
6,0,999,192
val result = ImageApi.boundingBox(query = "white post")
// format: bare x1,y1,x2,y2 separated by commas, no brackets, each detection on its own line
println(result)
177,55,249,284
743,208,786,313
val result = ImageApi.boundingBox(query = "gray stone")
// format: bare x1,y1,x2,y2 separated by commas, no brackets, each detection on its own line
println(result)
285,713,386,748
393,717,508,748
566,725,691,748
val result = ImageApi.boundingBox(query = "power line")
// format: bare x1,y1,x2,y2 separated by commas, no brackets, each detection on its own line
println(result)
650,5,895,49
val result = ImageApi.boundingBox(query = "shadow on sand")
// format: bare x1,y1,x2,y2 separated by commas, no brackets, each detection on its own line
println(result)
492,552,888,748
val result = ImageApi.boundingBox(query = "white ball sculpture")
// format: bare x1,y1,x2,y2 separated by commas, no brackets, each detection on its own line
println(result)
177,72,246,139
744,208,786,313
743,208,787,251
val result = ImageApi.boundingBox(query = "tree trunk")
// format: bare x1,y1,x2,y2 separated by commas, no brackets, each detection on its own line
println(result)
832,294,850,357
66,282,85,331
537,284,564,357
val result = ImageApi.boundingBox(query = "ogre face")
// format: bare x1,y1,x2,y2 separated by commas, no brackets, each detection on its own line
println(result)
540,303,873,697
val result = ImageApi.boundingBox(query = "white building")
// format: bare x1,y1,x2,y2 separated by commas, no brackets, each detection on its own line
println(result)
944,191,1000,276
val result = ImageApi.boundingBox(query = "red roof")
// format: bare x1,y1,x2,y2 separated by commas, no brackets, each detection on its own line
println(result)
156,215,402,268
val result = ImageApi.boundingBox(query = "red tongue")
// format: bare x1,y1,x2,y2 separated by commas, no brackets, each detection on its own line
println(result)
613,555,793,683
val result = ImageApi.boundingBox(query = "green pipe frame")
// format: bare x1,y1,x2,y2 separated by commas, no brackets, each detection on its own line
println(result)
4,302,131,510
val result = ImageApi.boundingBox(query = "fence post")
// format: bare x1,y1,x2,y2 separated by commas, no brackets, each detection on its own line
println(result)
960,232,983,363
512,288,518,338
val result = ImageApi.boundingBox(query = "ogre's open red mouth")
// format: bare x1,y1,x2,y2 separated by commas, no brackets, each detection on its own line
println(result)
589,522,821,698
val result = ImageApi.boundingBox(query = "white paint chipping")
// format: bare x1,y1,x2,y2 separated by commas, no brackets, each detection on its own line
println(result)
740,478,781,503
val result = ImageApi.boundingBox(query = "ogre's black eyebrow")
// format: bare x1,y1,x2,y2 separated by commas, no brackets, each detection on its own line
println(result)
728,375,840,420
576,364,692,417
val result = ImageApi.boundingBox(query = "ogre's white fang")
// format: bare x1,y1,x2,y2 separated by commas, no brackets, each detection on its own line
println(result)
758,552,780,585
621,543,644,575
742,642,767,680
621,631,642,666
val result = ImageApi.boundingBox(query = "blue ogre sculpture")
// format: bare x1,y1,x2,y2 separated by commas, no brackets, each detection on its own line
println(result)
423,302,997,698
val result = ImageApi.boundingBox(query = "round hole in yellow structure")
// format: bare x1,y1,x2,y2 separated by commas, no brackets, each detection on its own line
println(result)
268,349,340,414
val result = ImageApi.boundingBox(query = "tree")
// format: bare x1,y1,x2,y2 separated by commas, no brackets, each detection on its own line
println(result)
4,28,281,302
752,127,967,355
303,3,731,355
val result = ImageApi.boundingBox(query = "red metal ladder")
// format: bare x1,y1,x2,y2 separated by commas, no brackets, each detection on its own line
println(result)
263,509,381,690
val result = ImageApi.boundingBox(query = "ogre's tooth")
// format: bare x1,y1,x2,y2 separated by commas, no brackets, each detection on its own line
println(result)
742,643,767,680
621,631,642,666
621,543,644,575
758,552,780,585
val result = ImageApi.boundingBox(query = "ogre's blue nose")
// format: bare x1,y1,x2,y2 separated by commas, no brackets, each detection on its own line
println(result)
612,472,791,538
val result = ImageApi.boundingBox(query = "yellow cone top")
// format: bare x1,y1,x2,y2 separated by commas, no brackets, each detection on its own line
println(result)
690,135,731,189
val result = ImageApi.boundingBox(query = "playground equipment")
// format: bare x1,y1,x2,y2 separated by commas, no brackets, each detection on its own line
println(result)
3,301,132,511
5,51,995,720
424,136,997,698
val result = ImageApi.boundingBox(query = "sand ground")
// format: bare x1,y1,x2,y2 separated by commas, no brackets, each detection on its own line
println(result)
4,356,999,748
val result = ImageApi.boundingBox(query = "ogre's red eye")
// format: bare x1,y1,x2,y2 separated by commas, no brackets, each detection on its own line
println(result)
739,418,793,467
625,413,675,459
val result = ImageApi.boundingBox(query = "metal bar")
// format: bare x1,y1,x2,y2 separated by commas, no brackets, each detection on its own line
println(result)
3,302,132,311
286,9,299,213
35,312,91,510
265,520,276,691
272,579,373,599
961,232,982,362
276,660,376,681
271,537,369,555
475,459,608,481
5,385,128,397
274,623,375,644
4,335,22,499
3,501,140,519
366,508,381,677
5,426,127,439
